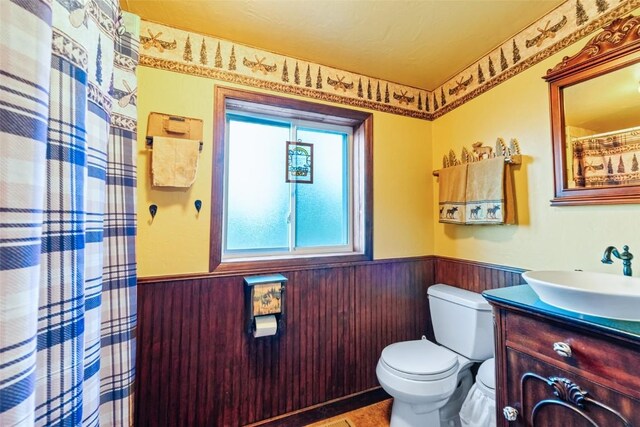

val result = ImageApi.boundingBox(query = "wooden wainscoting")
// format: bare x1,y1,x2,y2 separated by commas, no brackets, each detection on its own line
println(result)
135,256,525,426
434,256,526,292
135,257,434,427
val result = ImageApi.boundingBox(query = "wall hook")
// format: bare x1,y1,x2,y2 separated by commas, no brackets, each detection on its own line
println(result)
149,204,158,220
195,199,202,213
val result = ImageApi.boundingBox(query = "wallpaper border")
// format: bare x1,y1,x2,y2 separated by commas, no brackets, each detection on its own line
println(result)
138,0,639,121
432,0,640,119
137,55,430,120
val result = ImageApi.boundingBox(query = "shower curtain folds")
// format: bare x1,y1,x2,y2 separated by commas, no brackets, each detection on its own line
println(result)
0,1,140,425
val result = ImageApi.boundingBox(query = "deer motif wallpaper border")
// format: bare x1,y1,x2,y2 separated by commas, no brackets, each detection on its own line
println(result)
138,0,639,121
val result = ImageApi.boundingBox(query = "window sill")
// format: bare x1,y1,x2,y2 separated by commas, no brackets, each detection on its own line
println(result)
212,253,371,276
222,249,361,263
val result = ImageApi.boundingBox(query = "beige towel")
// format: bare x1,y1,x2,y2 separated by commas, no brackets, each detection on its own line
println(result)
438,163,467,224
465,157,515,224
151,137,200,187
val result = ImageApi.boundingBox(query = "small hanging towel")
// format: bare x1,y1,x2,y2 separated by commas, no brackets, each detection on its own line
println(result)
438,163,467,224
465,157,515,224
151,137,201,187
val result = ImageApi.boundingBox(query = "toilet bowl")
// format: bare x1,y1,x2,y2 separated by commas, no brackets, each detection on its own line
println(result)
376,339,475,427
460,358,496,427
376,284,494,427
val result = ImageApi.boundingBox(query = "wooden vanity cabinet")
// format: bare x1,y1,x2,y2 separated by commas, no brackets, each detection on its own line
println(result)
490,303,640,426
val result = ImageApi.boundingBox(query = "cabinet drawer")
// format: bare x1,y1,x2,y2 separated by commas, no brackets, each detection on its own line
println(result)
505,348,640,426
504,311,640,398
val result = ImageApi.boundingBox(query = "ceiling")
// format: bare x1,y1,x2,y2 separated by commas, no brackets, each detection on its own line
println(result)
122,0,565,90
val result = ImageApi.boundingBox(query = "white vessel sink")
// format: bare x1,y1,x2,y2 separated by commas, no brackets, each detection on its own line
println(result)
522,270,640,321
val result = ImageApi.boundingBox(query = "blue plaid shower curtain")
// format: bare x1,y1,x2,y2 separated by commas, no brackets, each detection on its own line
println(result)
0,1,139,425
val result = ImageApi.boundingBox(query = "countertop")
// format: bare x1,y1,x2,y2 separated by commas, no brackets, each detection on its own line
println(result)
483,284,640,342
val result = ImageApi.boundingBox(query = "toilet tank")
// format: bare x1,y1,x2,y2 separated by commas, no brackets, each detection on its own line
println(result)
427,284,494,361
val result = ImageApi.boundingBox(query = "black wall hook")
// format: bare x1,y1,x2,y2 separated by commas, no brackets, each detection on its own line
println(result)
195,200,202,213
149,204,158,219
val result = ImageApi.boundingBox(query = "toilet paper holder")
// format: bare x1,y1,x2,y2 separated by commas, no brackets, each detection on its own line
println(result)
244,274,288,336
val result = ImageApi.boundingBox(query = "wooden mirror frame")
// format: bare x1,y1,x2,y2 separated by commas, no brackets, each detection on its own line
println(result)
544,15,640,206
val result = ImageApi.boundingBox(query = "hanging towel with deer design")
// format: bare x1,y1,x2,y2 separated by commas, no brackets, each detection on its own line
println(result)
438,163,467,224
465,157,515,224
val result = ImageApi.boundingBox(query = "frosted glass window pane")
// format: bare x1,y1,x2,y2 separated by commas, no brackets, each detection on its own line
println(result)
226,118,290,251
295,129,348,248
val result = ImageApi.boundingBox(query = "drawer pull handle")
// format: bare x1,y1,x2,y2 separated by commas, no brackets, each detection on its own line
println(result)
503,406,518,421
553,341,572,357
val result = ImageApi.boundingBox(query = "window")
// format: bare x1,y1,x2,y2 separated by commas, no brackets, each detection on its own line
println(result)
225,114,352,257
211,88,372,271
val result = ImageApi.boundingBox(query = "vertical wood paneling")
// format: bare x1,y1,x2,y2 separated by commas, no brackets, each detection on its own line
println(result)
434,256,525,292
136,258,434,426
135,256,524,426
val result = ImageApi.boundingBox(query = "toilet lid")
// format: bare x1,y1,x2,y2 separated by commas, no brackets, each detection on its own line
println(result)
477,358,495,390
380,340,459,379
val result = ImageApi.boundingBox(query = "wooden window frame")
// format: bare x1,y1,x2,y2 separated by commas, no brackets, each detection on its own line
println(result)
210,87,373,274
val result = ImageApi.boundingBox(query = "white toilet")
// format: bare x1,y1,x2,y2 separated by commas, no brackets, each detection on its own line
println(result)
376,284,494,427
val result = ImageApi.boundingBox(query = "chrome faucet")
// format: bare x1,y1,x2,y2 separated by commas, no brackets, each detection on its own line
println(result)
601,245,633,276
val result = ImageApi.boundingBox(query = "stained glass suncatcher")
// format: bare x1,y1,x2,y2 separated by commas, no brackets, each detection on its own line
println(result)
286,141,314,184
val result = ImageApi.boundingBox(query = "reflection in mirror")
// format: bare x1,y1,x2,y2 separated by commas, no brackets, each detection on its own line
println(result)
563,63,640,189
545,14,640,205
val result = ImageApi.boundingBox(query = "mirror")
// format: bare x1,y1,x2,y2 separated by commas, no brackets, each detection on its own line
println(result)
545,15,640,205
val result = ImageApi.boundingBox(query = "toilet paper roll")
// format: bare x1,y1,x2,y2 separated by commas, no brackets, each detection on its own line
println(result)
253,315,278,338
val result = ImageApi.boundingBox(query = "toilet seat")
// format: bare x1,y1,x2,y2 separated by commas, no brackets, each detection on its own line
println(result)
380,340,459,381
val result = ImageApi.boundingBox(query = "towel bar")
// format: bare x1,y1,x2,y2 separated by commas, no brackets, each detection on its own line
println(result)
433,138,522,177
432,154,521,176
145,136,203,152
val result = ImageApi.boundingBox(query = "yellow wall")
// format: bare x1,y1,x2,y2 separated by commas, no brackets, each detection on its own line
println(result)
432,41,640,275
136,67,214,276
138,18,640,278
373,112,433,260
136,66,434,277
